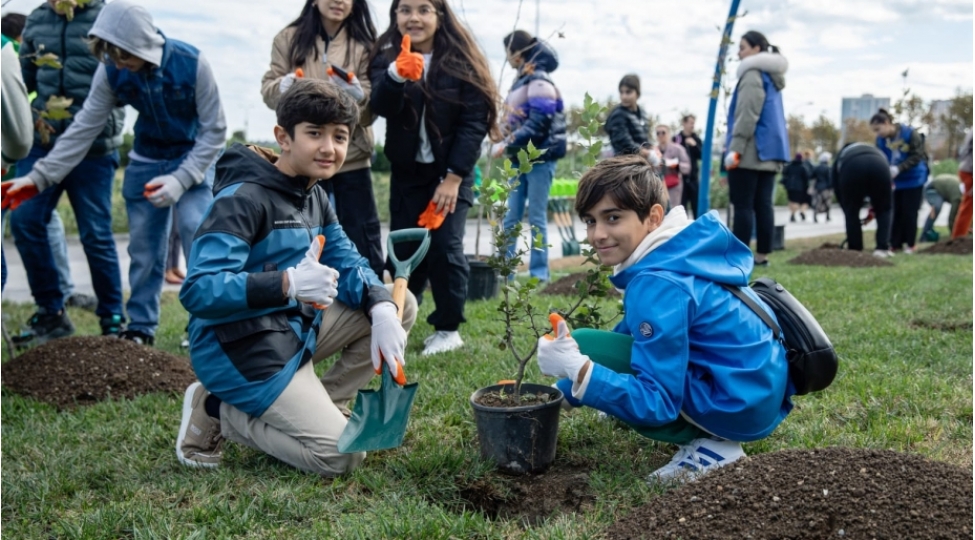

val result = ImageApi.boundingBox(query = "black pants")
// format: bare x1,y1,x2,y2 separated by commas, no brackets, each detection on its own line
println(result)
388,163,472,332
680,174,699,219
890,186,924,250
836,153,892,251
728,168,776,254
323,167,385,278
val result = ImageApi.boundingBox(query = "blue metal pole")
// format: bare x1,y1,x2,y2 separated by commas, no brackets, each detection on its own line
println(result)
698,0,741,215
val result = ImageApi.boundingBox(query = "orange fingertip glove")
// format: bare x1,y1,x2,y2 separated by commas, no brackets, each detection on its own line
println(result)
295,68,304,78
417,200,446,230
395,35,424,81
543,313,570,341
1,181,39,211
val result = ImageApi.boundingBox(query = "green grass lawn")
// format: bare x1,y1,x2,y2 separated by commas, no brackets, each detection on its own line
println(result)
2,233,971,539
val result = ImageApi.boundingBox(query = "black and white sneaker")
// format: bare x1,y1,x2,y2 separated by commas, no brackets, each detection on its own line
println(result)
12,309,75,348
119,329,155,346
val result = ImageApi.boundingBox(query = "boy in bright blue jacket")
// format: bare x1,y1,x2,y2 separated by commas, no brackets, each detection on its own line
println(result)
176,79,415,476
537,154,794,483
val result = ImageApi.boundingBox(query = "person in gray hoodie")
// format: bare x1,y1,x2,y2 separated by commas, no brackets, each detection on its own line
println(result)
3,0,227,346
723,31,789,267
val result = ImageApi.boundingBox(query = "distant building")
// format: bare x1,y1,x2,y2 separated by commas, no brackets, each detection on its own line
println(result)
927,99,951,153
841,94,890,128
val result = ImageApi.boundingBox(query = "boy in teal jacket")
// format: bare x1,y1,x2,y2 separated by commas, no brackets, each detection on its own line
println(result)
537,155,794,483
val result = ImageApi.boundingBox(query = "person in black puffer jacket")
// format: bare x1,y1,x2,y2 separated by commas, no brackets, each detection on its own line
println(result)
8,0,126,346
369,0,499,357
779,153,810,222
492,30,566,283
605,74,651,158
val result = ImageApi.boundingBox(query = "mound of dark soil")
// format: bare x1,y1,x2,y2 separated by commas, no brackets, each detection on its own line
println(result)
919,237,973,255
2,336,196,409
605,447,972,540
449,462,596,527
541,272,620,297
789,244,894,268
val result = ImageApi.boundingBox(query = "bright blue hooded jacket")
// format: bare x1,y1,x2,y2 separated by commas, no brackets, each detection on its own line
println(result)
180,144,392,417
568,211,793,442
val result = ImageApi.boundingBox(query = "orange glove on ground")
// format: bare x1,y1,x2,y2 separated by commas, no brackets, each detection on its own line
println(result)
395,35,424,81
417,200,446,230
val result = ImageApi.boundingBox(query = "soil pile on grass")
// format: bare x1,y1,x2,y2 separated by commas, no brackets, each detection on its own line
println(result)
919,236,973,255
604,447,972,540
2,336,196,409
789,243,893,268
450,462,595,527
541,272,620,297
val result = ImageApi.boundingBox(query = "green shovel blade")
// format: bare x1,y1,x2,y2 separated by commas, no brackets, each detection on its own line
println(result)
337,364,419,454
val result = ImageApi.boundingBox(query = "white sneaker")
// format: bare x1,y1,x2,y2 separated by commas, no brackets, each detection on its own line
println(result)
647,438,746,484
872,249,892,259
421,330,464,356
903,246,915,254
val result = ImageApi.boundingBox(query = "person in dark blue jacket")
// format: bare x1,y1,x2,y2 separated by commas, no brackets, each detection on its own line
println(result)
536,155,793,483
493,30,566,282
871,108,929,253
176,79,416,475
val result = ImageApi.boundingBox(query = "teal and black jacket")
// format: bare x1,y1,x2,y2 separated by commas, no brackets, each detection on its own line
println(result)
180,144,392,416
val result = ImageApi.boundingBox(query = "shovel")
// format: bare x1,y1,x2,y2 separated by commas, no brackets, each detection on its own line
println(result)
336,228,430,453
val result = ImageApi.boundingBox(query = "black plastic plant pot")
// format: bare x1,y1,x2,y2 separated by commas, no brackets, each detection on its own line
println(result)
469,383,564,475
466,256,499,301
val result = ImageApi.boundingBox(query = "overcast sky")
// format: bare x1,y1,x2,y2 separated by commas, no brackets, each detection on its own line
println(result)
3,0,971,144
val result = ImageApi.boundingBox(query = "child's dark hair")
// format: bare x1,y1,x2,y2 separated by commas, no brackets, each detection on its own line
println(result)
503,30,535,60
1,13,26,41
618,73,641,96
276,79,359,138
869,108,894,125
741,30,780,53
287,0,376,69
575,155,667,221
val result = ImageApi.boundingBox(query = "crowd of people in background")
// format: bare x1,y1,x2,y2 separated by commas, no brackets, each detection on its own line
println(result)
1,0,972,354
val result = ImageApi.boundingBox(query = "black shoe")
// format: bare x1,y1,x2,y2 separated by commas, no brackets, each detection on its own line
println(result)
11,309,75,348
100,314,125,337
790,214,796,223
65,293,98,312
119,329,155,346
800,212,806,221
754,259,771,267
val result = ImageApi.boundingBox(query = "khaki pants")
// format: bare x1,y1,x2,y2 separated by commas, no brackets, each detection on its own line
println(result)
220,285,417,476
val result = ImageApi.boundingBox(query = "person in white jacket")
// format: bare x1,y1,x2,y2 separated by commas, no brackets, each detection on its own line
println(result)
1,34,33,291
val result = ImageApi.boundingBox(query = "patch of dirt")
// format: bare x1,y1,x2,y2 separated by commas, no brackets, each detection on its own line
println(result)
541,272,620,297
605,447,973,540
452,462,596,527
474,389,554,408
910,319,973,332
918,236,973,255
788,243,894,268
1,336,196,409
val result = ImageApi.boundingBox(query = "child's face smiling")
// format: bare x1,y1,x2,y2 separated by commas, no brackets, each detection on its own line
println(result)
275,122,349,183
581,195,663,267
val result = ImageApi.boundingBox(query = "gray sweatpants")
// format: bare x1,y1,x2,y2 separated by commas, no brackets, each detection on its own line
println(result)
220,285,417,476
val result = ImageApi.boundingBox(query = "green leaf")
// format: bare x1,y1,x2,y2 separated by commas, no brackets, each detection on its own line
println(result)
41,108,72,121
33,53,63,69
579,126,591,140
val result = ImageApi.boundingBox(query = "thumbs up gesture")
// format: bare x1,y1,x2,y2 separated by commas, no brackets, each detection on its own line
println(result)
394,34,424,81
285,235,340,309
537,314,591,383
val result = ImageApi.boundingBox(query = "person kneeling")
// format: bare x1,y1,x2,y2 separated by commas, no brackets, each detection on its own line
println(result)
176,79,415,475
537,155,794,483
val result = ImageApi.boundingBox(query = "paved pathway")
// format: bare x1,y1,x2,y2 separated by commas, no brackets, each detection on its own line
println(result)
1,204,946,303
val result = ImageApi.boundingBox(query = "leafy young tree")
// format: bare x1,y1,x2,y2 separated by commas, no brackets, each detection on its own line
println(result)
935,90,974,160
810,115,840,154
843,119,875,145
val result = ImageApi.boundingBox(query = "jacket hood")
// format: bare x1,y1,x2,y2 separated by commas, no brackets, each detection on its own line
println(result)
88,0,164,66
737,52,787,90
610,210,753,290
525,40,559,73
215,144,316,201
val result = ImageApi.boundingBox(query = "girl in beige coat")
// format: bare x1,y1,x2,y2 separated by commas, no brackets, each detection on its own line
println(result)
261,0,384,277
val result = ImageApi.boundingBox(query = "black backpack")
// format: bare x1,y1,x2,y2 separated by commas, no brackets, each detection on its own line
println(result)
721,278,838,395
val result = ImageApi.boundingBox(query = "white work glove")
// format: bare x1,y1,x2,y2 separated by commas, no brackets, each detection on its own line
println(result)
370,301,407,383
889,165,900,179
285,235,340,309
724,151,741,170
144,175,187,208
665,157,680,168
327,67,364,102
491,141,506,158
536,315,591,382
647,148,662,167
279,73,297,94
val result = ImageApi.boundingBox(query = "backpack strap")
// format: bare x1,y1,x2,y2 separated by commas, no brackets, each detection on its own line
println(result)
719,283,782,340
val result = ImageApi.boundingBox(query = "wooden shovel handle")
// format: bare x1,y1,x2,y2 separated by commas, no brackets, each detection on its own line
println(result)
392,277,408,321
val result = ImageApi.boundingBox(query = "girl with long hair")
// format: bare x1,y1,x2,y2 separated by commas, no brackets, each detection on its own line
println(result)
369,0,499,356
261,0,385,276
